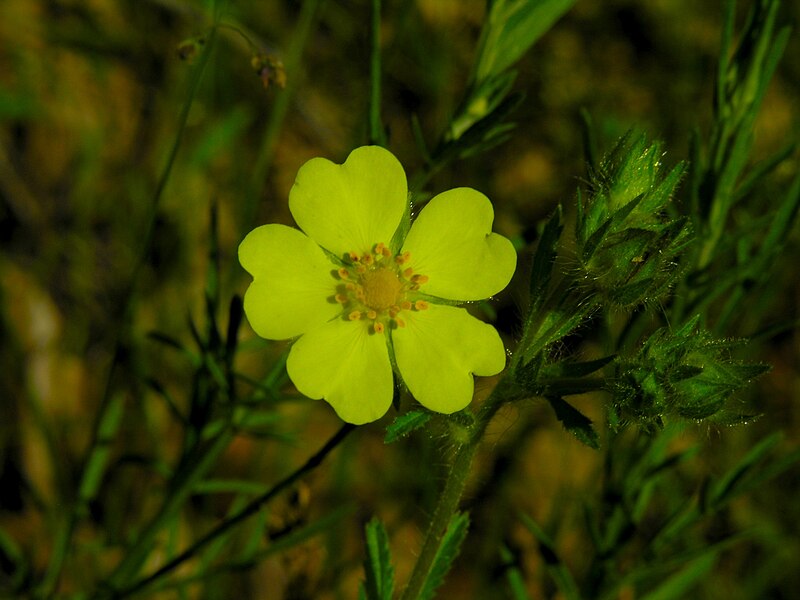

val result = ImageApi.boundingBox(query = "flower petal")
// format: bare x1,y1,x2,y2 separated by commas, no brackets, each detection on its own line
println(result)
392,304,506,414
287,318,394,424
289,146,408,258
402,188,516,300
239,224,340,340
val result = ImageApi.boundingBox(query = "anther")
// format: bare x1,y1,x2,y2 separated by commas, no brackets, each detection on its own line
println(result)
414,300,429,311
373,322,385,334
403,267,414,279
395,251,411,264
394,317,405,328
348,310,362,321
411,274,429,285
337,268,349,279
400,300,412,311
335,294,348,304
349,252,360,262
356,265,367,274
363,254,374,266
366,310,377,320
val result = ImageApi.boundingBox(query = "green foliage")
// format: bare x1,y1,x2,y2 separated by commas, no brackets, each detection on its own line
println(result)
419,512,470,600
385,410,432,443
544,396,600,449
576,134,691,308
520,513,581,600
361,518,396,600
610,316,769,430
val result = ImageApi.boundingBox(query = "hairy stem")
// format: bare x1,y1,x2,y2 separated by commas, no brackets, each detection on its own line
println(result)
399,381,510,600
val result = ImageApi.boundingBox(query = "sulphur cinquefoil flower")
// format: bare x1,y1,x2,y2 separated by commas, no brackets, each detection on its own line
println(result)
239,146,516,424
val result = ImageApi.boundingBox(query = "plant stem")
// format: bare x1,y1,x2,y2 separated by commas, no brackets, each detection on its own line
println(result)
368,0,386,146
243,0,322,234
399,382,510,600
101,423,355,599
36,23,219,600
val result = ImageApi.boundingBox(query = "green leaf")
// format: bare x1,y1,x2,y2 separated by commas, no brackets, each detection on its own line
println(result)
546,396,599,449
500,544,531,600
191,479,267,496
639,553,716,600
706,432,783,509
78,393,126,502
519,514,581,600
475,0,576,81
363,518,395,600
521,298,598,365
385,410,431,443
529,205,564,312
543,355,616,378
581,215,613,262
419,512,470,600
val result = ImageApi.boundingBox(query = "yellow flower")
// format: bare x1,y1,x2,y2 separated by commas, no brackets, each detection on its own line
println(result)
239,146,517,424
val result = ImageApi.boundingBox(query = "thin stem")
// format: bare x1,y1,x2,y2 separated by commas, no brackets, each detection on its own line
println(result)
399,382,510,600
102,424,355,600
243,0,322,233
368,0,386,146
37,23,219,600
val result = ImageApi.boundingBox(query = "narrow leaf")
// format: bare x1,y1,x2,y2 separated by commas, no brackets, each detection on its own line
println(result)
529,205,564,311
500,544,531,600
519,514,581,600
385,410,431,443
546,396,600,449
639,553,716,600
419,512,470,600
363,518,395,600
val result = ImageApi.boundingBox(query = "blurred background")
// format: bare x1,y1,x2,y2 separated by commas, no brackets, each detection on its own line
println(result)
1,0,799,598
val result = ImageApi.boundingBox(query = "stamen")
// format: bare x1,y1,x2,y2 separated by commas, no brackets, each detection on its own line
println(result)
373,322,385,334
395,251,411,264
366,310,377,320
337,268,349,279
349,252,360,262
403,267,414,279
348,310,362,321
363,254,374,266
335,294,348,304
411,274,429,284
414,300,429,311
394,317,405,328
400,300,412,311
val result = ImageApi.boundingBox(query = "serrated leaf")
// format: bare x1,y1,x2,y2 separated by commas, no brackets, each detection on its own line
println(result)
529,205,564,311
419,512,470,600
363,518,394,600
546,396,600,449
521,297,598,365
385,410,431,444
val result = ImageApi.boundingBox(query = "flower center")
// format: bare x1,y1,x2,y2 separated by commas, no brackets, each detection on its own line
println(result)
362,268,403,310
333,242,429,334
